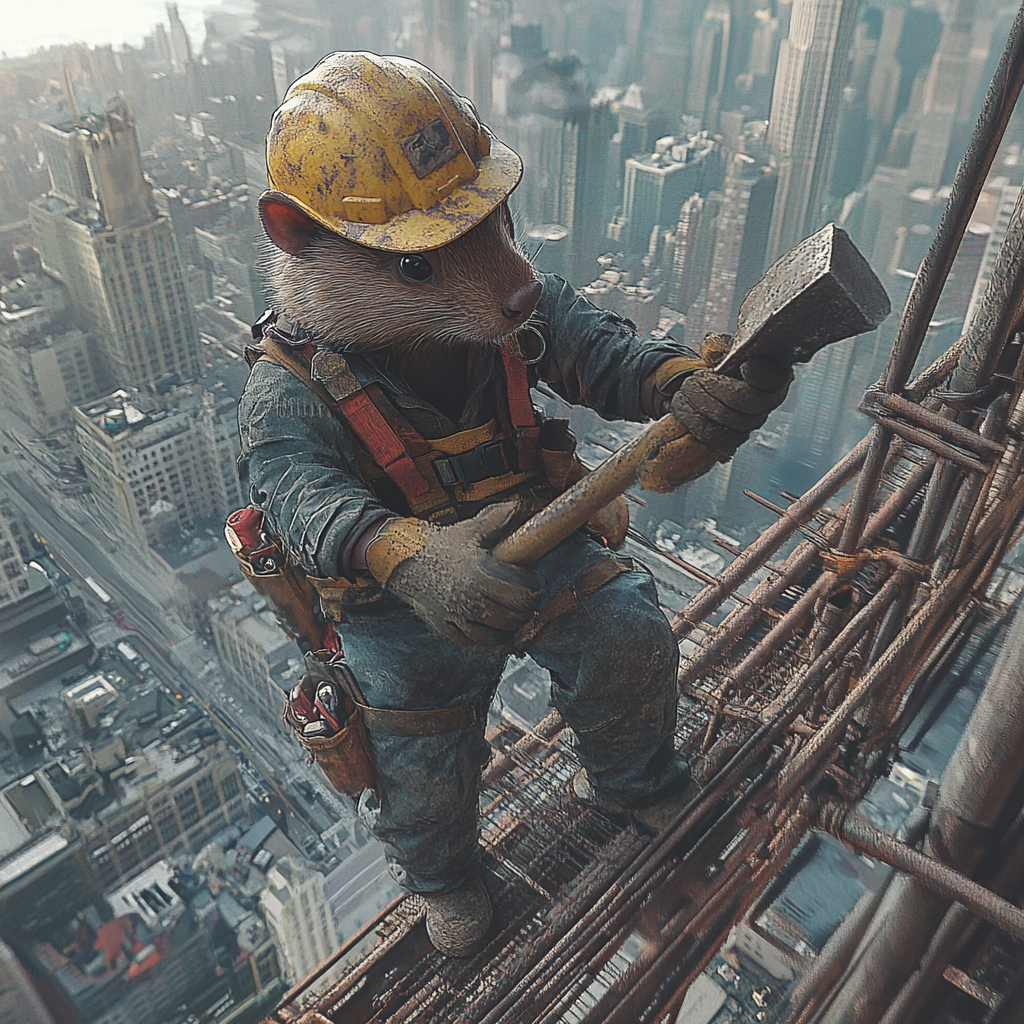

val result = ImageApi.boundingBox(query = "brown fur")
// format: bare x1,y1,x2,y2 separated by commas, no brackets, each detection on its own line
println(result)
257,204,537,352
258,203,538,420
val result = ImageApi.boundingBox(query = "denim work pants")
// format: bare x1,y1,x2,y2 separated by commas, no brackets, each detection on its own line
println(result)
338,531,687,894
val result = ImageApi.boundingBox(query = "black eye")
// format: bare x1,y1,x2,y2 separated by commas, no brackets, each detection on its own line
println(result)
397,254,434,283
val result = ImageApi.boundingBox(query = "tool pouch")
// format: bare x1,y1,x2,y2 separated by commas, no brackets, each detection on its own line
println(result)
225,508,328,651
538,418,578,491
226,509,376,797
284,657,376,798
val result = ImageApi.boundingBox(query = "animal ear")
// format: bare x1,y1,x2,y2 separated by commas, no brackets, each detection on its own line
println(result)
259,191,320,256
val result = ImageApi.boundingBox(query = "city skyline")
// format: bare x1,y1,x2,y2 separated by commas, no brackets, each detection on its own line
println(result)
3,2,1024,1022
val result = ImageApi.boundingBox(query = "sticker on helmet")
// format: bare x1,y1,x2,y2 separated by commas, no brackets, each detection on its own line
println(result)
401,118,459,179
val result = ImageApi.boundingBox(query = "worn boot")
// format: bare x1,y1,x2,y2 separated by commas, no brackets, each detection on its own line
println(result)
422,873,493,958
572,768,702,835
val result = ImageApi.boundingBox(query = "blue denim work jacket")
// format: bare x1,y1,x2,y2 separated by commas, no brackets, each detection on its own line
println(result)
236,272,696,583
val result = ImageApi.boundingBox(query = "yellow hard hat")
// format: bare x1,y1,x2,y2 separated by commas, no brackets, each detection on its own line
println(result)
265,51,523,252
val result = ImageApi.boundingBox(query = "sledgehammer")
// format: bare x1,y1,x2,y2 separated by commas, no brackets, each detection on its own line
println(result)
493,223,890,566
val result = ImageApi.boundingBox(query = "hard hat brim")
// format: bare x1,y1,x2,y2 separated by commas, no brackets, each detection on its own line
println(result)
290,137,523,253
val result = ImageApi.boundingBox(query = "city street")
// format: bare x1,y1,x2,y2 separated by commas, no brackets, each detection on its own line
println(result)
1,451,350,845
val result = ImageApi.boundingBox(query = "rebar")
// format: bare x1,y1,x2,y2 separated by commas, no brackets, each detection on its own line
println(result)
820,806,1024,944
840,0,1024,554
870,416,989,473
672,436,869,638
871,393,1004,456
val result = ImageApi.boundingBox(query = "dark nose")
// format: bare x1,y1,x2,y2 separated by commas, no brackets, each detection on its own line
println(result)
502,281,542,321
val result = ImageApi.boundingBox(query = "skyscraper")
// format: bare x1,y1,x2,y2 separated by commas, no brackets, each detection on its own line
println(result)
687,154,777,339
29,99,201,390
776,339,862,492
615,134,719,253
906,0,977,191
671,193,706,311
209,579,301,733
491,41,618,280
765,0,859,261
685,1,731,129
0,262,101,434
260,858,338,984
74,381,242,546
166,2,194,71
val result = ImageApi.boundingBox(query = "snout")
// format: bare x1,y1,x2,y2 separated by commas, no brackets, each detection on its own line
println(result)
502,281,542,323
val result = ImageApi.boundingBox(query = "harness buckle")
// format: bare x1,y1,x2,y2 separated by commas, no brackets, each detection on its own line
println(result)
434,440,510,487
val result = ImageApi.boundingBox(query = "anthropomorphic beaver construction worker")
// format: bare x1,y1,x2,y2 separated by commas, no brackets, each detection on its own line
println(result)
237,51,792,957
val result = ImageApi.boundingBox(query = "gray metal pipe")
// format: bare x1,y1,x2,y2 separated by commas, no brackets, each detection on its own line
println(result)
930,603,1024,868
817,598,1024,1024
876,801,1024,1023
783,809,930,1024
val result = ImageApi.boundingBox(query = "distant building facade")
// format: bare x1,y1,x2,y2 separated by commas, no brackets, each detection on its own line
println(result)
208,580,300,732
0,260,102,434
0,503,30,609
83,740,250,888
611,133,720,253
29,99,201,390
765,0,859,261
74,381,242,545
260,857,338,984
685,154,777,343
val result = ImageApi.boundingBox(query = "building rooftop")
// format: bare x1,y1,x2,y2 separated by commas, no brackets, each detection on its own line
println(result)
106,859,181,926
0,832,68,889
237,815,277,856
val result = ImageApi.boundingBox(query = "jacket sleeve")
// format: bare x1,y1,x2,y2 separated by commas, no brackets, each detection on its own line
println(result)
531,272,699,422
236,359,388,579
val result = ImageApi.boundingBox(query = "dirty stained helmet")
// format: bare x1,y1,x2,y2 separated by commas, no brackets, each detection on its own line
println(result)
265,51,522,253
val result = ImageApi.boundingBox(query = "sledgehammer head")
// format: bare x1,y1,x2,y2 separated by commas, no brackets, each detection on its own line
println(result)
715,223,890,375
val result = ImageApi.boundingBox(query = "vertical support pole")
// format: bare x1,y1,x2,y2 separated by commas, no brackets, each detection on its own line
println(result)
818,599,1024,1024
839,0,1024,554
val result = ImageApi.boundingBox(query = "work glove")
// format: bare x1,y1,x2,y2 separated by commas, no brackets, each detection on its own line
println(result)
364,503,540,648
639,334,793,493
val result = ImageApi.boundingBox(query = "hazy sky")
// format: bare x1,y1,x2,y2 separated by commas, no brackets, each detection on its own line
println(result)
2,1,221,59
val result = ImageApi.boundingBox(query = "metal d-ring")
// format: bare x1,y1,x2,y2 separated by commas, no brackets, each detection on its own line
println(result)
516,323,547,365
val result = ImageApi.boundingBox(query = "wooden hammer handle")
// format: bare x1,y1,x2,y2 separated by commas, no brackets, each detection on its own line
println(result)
492,414,687,566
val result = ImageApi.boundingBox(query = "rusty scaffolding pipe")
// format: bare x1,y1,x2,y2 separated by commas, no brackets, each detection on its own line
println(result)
870,393,1004,457
679,452,933,690
933,389,1014,580
819,806,1024,944
817,575,1024,1024
839,0,1024,553
773,491,1021,808
672,437,869,638
869,416,989,473
756,571,907,725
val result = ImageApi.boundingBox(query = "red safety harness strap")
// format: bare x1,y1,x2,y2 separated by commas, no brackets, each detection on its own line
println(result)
260,336,539,503
501,343,540,474
335,391,431,498
261,341,431,499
